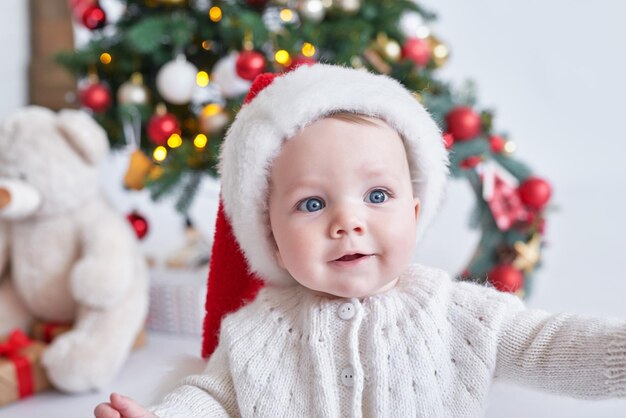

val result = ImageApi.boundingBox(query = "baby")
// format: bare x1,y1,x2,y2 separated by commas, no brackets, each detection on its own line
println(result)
95,65,626,417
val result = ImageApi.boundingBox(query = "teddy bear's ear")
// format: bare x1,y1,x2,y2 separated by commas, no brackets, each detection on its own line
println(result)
57,110,110,165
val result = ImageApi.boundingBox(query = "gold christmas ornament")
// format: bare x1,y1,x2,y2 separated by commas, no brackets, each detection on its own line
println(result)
124,149,154,190
100,53,112,65
199,103,229,133
209,6,222,22
148,165,164,180
428,35,450,68
363,48,391,74
374,33,401,62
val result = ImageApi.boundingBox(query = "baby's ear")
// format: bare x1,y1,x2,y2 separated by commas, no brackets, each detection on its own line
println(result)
413,198,421,222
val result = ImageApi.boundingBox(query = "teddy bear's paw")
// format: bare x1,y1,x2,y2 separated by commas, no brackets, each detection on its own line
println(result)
42,330,125,393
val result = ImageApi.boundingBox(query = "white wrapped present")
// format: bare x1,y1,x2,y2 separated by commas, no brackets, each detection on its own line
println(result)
147,268,208,335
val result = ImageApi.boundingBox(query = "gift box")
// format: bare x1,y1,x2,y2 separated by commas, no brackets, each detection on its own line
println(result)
0,329,51,407
30,322,148,349
147,268,208,335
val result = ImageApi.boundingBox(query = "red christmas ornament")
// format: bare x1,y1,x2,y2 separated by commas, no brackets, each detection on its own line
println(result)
127,211,149,240
487,264,524,293
147,112,180,145
246,0,270,6
79,82,111,113
518,177,552,210
286,56,316,72
445,106,482,141
401,38,432,68
489,135,506,153
80,4,107,30
442,132,454,150
460,156,482,169
236,51,266,81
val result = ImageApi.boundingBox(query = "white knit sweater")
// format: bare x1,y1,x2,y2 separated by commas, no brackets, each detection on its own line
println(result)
151,264,626,417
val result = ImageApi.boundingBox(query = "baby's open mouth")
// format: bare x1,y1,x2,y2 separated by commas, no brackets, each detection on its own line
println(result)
336,253,367,262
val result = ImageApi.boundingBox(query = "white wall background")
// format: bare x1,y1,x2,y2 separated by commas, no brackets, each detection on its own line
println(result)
2,1,626,416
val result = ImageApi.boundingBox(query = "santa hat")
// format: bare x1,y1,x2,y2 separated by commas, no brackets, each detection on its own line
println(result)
202,64,449,358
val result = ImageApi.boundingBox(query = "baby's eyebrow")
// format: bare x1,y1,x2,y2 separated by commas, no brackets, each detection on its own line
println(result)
281,178,321,198
357,164,404,183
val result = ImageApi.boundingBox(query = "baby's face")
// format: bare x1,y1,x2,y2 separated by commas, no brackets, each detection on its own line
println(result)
268,116,420,298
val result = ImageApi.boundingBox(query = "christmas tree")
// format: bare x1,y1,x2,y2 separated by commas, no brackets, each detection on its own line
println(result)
58,0,552,295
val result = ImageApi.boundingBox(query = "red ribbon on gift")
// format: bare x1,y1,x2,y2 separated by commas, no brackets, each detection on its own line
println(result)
0,329,35,398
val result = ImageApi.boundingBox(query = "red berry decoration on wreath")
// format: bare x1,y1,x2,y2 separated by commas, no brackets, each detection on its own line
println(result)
79,81,112,113
402,38,432,68
445,106,482,141
489,135,506,153
147,105,180,146
487,264,524,293
236,51,266,81
519,176,552,210
442,132,454,150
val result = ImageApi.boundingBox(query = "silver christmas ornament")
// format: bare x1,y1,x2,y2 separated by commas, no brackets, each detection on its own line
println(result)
297,0,325,22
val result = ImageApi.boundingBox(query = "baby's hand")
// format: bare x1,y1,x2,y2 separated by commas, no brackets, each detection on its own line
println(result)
94,392,157,418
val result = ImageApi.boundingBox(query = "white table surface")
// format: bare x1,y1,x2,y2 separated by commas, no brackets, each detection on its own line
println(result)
0,332,204,418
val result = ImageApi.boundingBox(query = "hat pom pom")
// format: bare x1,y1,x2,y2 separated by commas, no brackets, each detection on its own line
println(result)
244,72,279,104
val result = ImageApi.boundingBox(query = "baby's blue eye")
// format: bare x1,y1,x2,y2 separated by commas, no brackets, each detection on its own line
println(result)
297,197,325,212
366,189,388,204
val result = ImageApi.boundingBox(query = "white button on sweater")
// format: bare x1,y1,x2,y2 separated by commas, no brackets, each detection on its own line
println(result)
151,264,626,417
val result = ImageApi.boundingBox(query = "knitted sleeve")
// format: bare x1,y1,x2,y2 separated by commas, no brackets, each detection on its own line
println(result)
495,305,626,399
149,341,239,418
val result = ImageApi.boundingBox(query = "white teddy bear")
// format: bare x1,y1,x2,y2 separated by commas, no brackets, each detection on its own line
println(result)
0,106,149,393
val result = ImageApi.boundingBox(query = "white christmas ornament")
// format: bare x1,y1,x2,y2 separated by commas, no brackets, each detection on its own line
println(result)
336,0,361,13
192,83,224,107
192,0,212,12
399,11,425,38
156,55,198,104
297,0,325,22
262,7,285,32
211,53,251,99
117,74,149,105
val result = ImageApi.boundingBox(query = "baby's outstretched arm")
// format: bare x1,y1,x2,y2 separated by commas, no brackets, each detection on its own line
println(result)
94,393,157,418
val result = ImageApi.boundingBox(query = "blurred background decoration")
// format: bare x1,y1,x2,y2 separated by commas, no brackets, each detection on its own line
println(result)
53,0,552,296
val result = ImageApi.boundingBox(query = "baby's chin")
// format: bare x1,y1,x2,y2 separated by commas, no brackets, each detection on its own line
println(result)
308,278,400,300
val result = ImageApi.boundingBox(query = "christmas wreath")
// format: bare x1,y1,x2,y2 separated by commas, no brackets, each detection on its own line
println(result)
58,0,551,296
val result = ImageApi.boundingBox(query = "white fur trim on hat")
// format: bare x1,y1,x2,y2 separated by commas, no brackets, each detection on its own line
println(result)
219,64,449,285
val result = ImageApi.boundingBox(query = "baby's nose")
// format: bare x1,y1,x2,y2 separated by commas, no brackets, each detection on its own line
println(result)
329,207,365,238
